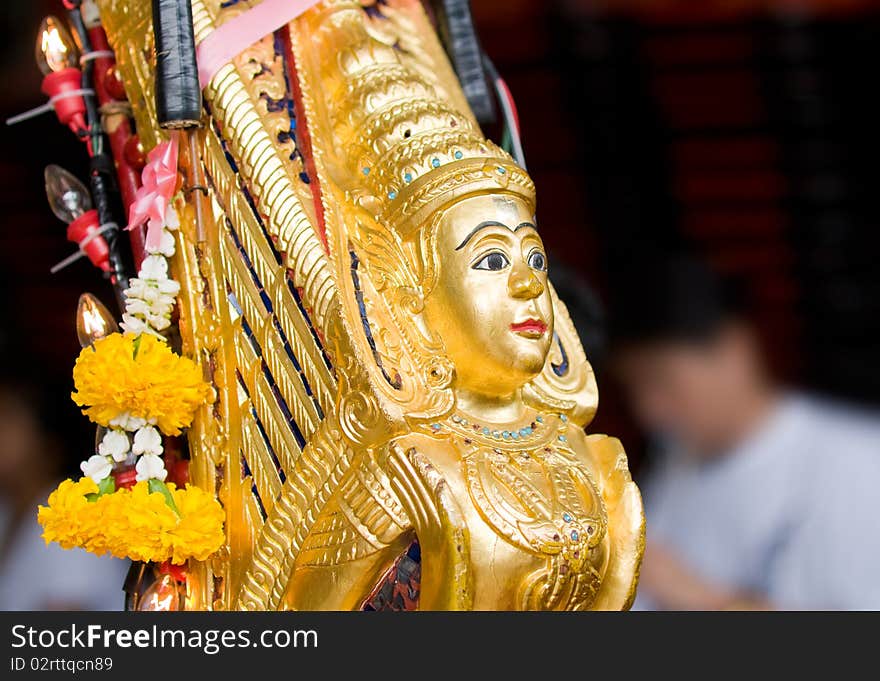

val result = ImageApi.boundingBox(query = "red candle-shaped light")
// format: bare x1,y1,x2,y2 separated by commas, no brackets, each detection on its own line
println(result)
45,165,110,273
36,16,88,136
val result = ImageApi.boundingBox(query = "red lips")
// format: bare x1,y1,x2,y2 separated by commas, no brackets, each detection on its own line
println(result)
510,319,548,335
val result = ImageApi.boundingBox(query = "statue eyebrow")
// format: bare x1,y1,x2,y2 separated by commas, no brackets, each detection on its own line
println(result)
454,220,537,250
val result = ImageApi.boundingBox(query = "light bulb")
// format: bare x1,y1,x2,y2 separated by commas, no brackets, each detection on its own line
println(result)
137,573,184,611
36,16,80,76
44,165,92,223
76,293,118,347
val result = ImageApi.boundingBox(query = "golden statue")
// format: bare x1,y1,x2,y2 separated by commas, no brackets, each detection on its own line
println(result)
95,0,644,610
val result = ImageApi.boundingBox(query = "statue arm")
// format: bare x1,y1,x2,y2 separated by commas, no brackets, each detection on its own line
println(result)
576,432,646,610
282,451,414,611
283,439,475,611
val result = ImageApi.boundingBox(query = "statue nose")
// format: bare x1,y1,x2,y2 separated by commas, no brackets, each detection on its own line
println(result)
508,262,544,300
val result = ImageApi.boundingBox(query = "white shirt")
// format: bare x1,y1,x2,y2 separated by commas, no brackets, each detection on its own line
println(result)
0,487,128,611
634,393,880,610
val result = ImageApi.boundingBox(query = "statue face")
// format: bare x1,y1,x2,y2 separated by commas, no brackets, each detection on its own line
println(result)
423,193,554,397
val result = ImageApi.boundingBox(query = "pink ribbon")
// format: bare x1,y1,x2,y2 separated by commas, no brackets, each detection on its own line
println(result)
196,0,321,89
127,138,179,252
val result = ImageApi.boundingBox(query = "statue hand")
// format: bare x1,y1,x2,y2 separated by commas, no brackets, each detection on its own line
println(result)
383,444,473,610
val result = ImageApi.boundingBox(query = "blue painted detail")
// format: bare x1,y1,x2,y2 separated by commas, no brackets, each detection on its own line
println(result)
285,278,334,378
551,331,570,377
350,248,403,389
240,452,268,520
363,0,391,20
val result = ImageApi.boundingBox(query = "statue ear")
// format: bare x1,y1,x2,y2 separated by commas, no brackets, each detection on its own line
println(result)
524,282,598,427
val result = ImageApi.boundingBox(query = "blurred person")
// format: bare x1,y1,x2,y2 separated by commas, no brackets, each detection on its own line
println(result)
0,370,126,610
608,254,880,610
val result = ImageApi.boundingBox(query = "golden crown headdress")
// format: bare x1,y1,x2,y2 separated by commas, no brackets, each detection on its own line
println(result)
309,2,536,236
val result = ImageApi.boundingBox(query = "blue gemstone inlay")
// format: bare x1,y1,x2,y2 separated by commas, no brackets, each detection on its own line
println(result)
571,531,579,541
454,150,463,160
363,167,370,175
535,415,544,423
502,431,511,440
492,430,502,438
388,190,397,200
497,166,506,174
512,432,520,440
431,158,441,168
482,427,490,436
563,512,572,523
430,423,441,431
521,427,532,436
559,414,568,422
558,435,567,442
404,172,413,183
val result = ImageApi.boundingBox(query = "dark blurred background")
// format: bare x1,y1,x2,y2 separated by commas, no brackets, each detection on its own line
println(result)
3,0,880,475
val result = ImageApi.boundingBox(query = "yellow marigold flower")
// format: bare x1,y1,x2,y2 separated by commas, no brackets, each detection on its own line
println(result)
71,333,212,436
103,483,178,562
38,478,102,552
168,484,227,564
37,478,225,565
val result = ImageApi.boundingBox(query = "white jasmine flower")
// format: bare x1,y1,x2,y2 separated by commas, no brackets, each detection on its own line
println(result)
135,453,167,482
146,229,176,258
120,313,149,335
139,255,169,281
125,279,149,298
124,298,151,318
109,412,147,431
98,429,131,462
81,454,112,483
156,279,180,296
165,206,180,230
147,313,171,331
132,425,163,456
139,287,160,305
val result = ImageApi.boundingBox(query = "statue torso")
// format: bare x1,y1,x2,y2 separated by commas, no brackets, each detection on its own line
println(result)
404,413,610,611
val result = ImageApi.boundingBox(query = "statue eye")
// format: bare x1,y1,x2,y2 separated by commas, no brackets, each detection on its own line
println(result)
472,251,510,271
527,250,547,272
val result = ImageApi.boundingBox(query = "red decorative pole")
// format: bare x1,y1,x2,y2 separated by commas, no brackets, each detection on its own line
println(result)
86,19,147,269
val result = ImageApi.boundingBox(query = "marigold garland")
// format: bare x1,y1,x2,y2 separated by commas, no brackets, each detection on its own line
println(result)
71,332,212,436
38,479,225,565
